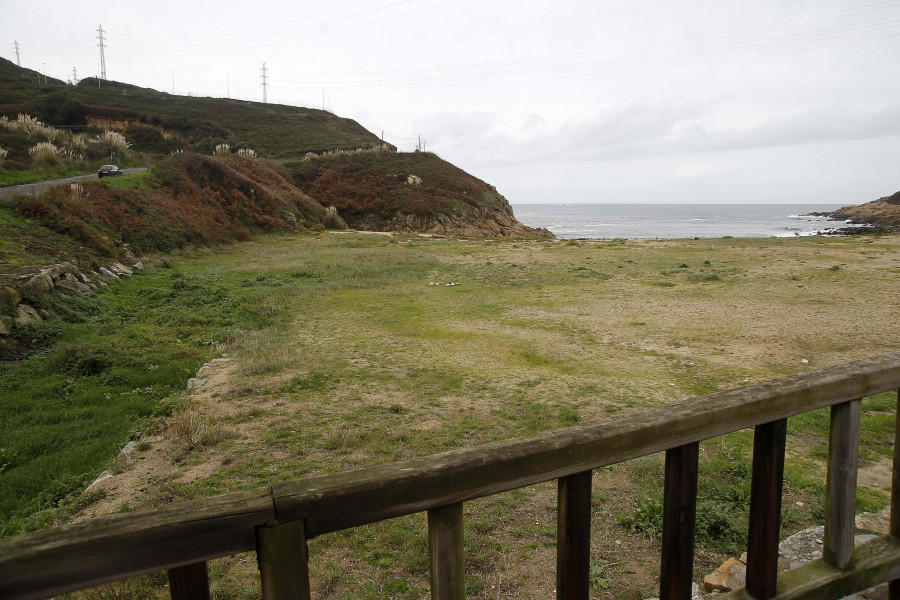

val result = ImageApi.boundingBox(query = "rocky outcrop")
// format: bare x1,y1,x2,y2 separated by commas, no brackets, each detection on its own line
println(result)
355,203,552,238
0,258,145,340
827,191,900,232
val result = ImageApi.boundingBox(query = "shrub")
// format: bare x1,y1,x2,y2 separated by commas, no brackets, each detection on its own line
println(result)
28,142,62,167
0,147,7,168
213,143,232,156
90,130,131,161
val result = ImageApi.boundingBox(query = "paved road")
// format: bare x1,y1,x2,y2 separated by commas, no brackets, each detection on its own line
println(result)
0,168,148,203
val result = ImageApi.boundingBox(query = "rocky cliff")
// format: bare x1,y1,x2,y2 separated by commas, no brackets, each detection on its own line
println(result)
828,191,900,232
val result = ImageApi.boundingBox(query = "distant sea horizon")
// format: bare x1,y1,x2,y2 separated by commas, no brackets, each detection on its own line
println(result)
510,203,858,239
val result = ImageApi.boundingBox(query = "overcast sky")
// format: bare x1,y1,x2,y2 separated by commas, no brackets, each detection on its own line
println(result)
3,0,899,204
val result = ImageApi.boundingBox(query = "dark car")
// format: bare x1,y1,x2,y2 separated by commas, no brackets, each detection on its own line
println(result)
98,165,123,178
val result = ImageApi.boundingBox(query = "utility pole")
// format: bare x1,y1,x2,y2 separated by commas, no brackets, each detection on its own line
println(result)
260,63,268,103
13,40,21,66
97,25,107,80
72,67,77,84
417,135,421,151
227,73,230,99
322,88,325,110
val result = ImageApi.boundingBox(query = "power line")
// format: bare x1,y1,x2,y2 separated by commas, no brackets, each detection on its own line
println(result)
97,25,107,80
13,40,21,66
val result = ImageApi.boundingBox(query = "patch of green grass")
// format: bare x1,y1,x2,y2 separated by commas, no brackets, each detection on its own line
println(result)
96,169,154,190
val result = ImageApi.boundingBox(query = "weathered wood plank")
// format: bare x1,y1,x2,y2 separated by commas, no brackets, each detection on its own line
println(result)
274,352,900,536
660,443,699,600
824,399,862,570
890,390,900,600
0,488,276,600
557,470,592,600
716,535,900,600
256,519,311,600
428,502,464,600
168,562,210,600
746,418,787,599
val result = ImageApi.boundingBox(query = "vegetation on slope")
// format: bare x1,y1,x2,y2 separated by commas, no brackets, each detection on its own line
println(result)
290,150,550,236
0,57,385,159
2,155,327,283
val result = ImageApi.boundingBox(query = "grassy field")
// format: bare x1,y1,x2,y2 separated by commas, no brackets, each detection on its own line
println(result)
2,232,899,599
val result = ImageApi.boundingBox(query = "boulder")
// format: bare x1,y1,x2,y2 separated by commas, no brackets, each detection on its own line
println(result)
14,304,42,328
109,262,133,277
117,441,139,467
85,470,114,492
19,272,54,301
132,261,144,271
856,506,890,535
55,273,93,295
1,286,22,310
99,267,119,279
0,315,12,336
187,377,207,390
703,557,746,593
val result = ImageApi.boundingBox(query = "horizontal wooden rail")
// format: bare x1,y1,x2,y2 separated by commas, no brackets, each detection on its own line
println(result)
1,351,899,600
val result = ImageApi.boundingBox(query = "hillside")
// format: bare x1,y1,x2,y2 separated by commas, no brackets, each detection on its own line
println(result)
289,150,551,237
1,155,329,284
0,59,552,249
0,57,385,158
828,191,900,232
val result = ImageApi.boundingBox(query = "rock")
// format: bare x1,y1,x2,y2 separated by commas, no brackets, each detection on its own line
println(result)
14,304,42,328
0,315,12,336
85,470,114,492
779,526,824,569
132,261,144,271
284,212,297,226
0,286,21,310
117,441,139,466
856,506,890,535
79,272,91,283
187,377,207,390
109,262,133,277
99,267,119,279
55,273,93,295
703,556,746,592
18,272,54,302
406,174,423,185
195,357,231,378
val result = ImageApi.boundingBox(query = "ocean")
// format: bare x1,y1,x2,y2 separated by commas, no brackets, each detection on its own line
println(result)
510,203,857,240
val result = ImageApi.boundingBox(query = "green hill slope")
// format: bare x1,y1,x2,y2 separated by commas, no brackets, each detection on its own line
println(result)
0,57,384,158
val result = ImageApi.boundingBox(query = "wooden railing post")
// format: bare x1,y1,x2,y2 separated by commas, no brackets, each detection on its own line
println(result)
824,399,862,570
429,502,465,600
890,390,900,600
745,418,787,599
557,470,592,600
660,443,699,600
168,562,210,600
256,519,312,600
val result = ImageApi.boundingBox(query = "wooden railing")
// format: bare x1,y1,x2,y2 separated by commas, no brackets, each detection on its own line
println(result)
3,352,900,600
